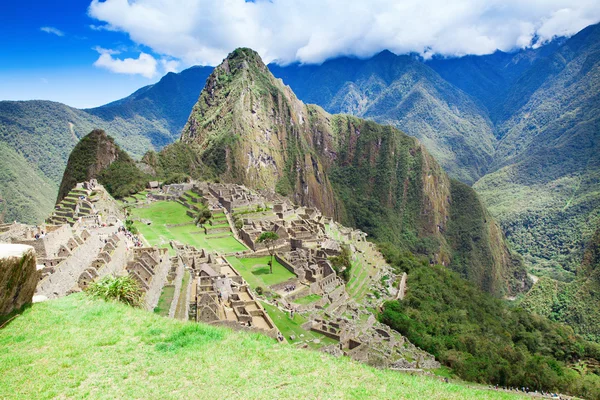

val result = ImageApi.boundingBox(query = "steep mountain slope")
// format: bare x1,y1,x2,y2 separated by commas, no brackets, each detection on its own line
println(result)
0,141,55,223
86,65,213,148
426,40,565,123
0,67,212,224
521,225,600,342
269,52,496,184
474,23,600,277
176,48,527,295
58,129,148,202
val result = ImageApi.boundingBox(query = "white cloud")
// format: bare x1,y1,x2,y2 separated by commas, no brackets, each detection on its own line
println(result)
40,26,64,37
160,59,180,74
93,46,121,55
88,0,600,66
93,51,158,78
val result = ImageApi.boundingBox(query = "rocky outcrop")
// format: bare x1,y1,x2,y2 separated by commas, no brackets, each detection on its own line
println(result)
0,244,39,316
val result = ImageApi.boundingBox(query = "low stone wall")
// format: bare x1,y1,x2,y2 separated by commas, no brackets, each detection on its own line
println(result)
0,244,39,315
274,254,299,278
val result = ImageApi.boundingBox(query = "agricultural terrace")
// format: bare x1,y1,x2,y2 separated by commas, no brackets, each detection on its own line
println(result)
129,201,246,254
226,256,295,289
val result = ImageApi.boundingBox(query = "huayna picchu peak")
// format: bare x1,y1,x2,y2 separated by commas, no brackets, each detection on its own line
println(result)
172,48,528,297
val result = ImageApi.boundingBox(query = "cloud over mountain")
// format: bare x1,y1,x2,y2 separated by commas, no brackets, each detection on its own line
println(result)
88,0,600,66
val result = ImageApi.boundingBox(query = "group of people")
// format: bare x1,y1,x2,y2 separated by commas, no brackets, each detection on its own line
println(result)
283,284,296,292
118,225,144,248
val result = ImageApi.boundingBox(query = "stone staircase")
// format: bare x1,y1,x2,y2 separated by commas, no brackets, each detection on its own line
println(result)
46,188,96,226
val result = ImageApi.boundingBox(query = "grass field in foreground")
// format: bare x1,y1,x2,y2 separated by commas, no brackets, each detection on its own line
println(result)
129,201,246,254
226,256,295,288
0,295,527,399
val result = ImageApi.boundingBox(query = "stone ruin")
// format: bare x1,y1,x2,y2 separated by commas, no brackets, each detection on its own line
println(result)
186,249,279,337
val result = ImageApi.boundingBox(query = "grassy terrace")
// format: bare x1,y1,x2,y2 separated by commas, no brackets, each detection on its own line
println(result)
292,294,322,305
0,295,527,399
129,201,246,254
260,301,337,349
226,256,295,289
174,271,190,320
154,286,175,317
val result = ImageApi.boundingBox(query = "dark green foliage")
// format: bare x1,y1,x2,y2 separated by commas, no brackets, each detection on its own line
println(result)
329,245,352,282
125,219,138,235
379,249,600,398
447,180,498,294
57,129,108,202
98,151,150,199
86,275,144,308
521,227,600,343
329,115,426,249
194,204,212,225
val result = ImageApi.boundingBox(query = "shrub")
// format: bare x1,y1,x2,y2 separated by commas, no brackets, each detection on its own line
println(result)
86,275,144,307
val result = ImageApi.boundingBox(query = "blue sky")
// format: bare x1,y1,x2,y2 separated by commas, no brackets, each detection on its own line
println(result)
1,0,599,109
0,0,160,108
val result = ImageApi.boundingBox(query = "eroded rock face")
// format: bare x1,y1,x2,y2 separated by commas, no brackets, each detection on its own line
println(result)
0,244,39,315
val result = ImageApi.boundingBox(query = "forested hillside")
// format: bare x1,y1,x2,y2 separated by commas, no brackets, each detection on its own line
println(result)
473,23,600,278
269,52,496,184
521,225,600,342
0,66,212,223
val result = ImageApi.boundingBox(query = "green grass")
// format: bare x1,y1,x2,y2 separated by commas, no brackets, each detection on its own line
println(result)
260,301,338,349
129,201,246,254
0,294,526,399
292,294,322,305
174,271,190,320
154,286,175,317
226,256,295,288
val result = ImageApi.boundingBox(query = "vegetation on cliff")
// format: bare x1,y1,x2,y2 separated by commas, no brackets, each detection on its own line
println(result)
57,129,149,201
379,248,600,399
521,226,600,343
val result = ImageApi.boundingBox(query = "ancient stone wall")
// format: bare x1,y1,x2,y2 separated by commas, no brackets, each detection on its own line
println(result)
0,244,39,315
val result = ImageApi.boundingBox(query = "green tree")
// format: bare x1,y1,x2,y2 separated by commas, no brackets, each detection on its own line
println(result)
257,231,279,274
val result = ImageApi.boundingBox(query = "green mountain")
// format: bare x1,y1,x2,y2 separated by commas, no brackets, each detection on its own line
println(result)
269,23,600,280
57,129,149,202
379,250,600,397
521,225,600,342
170,48,527,296
269,52,496,185
473,23,600,278
426,40,565,123
0,66,212,224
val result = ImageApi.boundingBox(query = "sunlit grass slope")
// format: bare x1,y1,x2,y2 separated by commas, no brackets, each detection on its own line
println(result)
0,294,527,399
